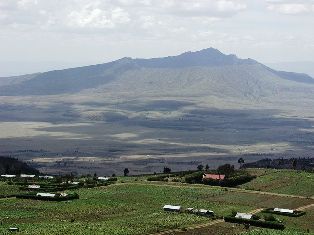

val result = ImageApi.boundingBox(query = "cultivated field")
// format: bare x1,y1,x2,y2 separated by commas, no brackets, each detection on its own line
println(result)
241,169,314,197
0,169,313,235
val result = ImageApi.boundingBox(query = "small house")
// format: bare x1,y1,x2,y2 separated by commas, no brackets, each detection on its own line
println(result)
28,185,40,189
98,177,109,181
20,174,36,178
1,174,16,178
39,175,54,179
274,208,294,214
163,205,181,212
202,174,225,181
198,209,215,216
36,193,56,198
235,212,252,220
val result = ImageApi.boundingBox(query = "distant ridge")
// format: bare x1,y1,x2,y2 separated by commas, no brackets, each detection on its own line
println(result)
0,47,313,96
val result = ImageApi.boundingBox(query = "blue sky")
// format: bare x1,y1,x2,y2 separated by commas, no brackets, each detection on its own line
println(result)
0,0,313,76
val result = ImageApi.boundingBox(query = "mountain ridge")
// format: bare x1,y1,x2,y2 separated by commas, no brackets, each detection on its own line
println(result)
0,48,313,96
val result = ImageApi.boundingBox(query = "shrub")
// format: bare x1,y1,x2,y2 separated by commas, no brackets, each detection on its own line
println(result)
264,214,277,222
224,216,284,230
147,175,168,182
184,172,203,184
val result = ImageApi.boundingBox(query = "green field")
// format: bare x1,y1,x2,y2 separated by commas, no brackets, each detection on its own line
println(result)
240,169,314,197
0,180,313,235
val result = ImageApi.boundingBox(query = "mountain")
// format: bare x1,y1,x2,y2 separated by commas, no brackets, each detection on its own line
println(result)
0,48,313,96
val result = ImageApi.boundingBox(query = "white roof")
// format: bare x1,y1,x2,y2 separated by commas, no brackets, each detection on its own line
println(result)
199,209,214,214
39,175,54,179
235,213,252,220
71,181,80,185
36,193,55,197
163,205,181,210
98,177,109,180
28,185,40,189
1,174,16,178
20,174,36,178
274,208,294,214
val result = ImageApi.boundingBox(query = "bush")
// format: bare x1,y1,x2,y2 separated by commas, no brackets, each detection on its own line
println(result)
202,174,255,187
184,172,204,184
264,214,277,222
147,175,168,182
224,216,284,230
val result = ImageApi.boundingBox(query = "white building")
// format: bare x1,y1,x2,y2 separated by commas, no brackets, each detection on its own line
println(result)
20,174,36,178
28,185,40,189
163,205,181,212
36,193,56,198
1,174,16,178
39,175,54,179
235,212,252,220
98,177,109,181
274,208,294,214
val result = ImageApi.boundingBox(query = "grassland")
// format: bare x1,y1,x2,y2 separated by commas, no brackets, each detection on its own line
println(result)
0,176,313,235
240,169,314,197
0,181,20,197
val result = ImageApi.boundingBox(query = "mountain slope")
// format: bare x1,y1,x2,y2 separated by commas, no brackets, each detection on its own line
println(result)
0,48,313,97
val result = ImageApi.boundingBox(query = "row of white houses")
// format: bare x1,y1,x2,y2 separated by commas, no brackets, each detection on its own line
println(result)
1,174,54,179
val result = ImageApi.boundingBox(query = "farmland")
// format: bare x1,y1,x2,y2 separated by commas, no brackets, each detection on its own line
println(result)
0,169,313,235
240,169,314,197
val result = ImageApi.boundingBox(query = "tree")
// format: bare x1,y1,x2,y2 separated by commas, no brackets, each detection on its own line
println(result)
205,164,210,172
217,164,235,177
197,164,204,171
123,168,129,177
292,159,297,170
238,158,245,168
163,167,171,174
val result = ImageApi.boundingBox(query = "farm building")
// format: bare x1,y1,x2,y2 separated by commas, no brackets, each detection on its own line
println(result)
39,175,54,179
37,193,56,198
202,174,225,180
28,185,40,189
98,177,109,181
198,209,214,216
20,174,36,178
235,213,252,220
1,174,16,178
186,208,214,216
163,205,181,212
274,208,294,214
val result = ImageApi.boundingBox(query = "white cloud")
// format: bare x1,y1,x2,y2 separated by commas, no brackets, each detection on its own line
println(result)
0,0,247,32
66,4,130,29
266,0,314,14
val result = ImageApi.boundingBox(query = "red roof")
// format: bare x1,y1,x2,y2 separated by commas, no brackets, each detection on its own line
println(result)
202,174,225,180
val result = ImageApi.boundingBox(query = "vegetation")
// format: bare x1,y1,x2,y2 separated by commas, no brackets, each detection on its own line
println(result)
241,169,314,197
0,157,39,175
0,168,313,234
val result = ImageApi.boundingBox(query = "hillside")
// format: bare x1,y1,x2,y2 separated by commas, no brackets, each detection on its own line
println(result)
1,48,314,174
0,156,39,175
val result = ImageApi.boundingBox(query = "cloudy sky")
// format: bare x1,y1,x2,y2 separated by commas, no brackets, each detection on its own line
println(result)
0,0,313,76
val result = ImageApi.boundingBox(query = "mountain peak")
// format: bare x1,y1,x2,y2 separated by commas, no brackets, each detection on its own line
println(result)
134,47,256,68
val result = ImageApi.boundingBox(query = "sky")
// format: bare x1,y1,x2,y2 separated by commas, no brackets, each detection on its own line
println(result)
0,0,313,76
